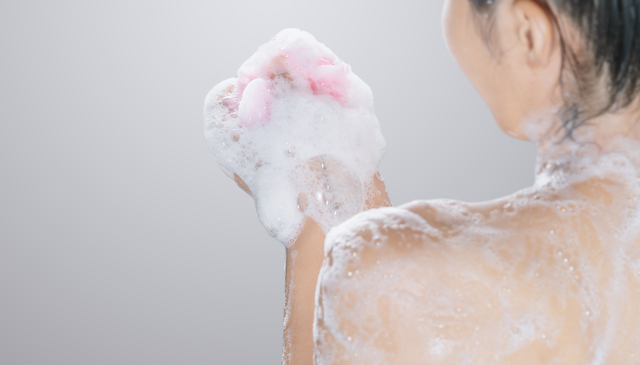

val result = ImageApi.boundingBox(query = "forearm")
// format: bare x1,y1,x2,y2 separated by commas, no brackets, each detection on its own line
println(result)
282,218,326,365
281,174,391,364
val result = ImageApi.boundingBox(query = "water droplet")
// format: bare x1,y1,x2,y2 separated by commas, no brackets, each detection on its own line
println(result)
585,311,590,316
355,270,359,274
347,336,352,342
438,324,444,329
564,258,568,263
353,252,357,257
541,334,546,339
348,271,352,277
558,252,563,256
535,272,540,277
550,230,555,235
569,266,574,271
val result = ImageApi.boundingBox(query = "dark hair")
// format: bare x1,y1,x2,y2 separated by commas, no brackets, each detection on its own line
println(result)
470,0,640,136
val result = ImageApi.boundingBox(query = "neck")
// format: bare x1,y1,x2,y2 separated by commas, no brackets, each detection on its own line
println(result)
529,103,640,184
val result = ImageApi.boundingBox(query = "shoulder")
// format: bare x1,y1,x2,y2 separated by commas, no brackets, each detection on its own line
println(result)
315,201,508,362
314,197,580,363
317,199,509,317
323,198,511,261
323,205,441,257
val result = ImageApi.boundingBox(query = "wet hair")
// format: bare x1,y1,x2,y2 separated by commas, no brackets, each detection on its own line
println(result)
470,0,640,136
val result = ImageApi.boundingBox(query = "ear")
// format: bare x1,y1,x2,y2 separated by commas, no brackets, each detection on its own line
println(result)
512,0,558,69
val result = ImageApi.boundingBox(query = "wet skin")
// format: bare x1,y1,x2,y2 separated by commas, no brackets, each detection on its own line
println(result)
314,138,640,364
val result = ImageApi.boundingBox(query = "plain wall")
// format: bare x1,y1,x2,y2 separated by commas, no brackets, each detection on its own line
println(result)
0,0,535,364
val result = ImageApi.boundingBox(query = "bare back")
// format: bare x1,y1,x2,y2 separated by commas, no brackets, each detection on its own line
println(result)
314,138,640,364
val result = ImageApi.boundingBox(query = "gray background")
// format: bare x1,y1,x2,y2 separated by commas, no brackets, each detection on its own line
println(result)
0,0,535,364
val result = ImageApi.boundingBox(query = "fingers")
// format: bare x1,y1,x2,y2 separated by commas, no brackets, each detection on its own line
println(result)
364,172,392,209
233,173,253,197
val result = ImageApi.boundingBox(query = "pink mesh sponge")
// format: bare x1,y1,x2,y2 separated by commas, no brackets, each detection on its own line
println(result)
204,29,385,244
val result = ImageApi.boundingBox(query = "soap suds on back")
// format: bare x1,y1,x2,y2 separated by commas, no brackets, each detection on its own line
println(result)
314,135,640,364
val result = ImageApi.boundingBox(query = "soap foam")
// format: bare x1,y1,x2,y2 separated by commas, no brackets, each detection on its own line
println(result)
204,29,385,245
315,136,640,363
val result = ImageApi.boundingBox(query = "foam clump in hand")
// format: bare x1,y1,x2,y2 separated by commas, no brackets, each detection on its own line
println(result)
204,29,386,245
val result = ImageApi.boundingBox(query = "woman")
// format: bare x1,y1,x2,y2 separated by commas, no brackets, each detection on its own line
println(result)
207,0,640,363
